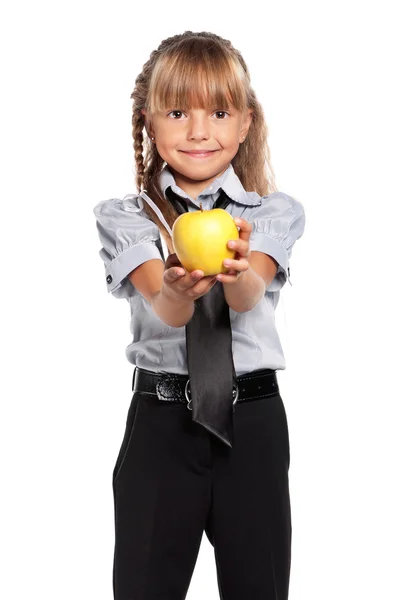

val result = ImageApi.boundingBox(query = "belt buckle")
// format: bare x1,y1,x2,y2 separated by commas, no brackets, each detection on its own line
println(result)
184,380,193,410
184,379,239,411
232,382,239,411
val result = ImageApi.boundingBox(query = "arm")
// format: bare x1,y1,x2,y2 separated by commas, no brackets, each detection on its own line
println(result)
129,255,218,328
222,252,278,313
152,289,195,329
128,259,194,328
217,193,306,309
216,215,279,312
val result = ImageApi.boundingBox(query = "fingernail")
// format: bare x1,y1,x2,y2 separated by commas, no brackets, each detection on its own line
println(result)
228,241,236,248
224,260,232,266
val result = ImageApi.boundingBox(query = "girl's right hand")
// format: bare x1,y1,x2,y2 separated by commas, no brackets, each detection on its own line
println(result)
162,253,218,302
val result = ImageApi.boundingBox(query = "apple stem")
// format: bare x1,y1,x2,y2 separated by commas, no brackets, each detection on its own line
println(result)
200,202,203,212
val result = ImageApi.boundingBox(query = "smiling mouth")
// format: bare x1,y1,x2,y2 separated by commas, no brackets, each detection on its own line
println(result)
180,150,219,156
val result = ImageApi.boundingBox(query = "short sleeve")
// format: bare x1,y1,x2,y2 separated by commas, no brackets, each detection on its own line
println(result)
93,194,164,299
248,191,306,292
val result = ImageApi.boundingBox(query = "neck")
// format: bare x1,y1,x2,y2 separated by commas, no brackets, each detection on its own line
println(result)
169,165,229,200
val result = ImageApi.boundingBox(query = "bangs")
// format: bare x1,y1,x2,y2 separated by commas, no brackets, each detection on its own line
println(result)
147,42,247,113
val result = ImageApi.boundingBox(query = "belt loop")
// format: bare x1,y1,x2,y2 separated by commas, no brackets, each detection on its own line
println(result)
132,367,137,392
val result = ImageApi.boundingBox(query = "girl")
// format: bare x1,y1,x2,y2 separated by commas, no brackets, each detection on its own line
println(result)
94,31,305,600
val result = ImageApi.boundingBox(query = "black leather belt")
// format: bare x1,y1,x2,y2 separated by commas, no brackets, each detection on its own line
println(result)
132,366,279,410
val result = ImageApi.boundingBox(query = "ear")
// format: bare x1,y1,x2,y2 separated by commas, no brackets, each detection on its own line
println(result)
239,108,253,143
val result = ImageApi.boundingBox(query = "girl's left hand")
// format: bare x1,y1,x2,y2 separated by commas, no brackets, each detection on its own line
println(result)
216,217,252,284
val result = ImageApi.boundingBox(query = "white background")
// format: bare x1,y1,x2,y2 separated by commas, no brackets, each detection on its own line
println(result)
1,1,396,598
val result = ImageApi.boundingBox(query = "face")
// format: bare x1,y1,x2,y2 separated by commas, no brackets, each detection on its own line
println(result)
142,105,253,200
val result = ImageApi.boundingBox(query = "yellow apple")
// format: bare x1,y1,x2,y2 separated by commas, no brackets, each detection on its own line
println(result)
172,204,239,276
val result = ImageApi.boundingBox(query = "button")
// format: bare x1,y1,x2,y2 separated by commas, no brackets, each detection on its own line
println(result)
106,275,112,284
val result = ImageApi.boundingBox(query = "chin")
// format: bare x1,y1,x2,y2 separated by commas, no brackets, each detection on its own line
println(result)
182,168,222,182
176,159,230,177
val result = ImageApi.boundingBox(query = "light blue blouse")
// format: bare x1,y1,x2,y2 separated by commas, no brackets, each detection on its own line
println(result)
93,164,305,376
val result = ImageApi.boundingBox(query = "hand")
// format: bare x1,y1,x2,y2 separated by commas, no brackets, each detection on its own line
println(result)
162,253,218,302
215,217,252,284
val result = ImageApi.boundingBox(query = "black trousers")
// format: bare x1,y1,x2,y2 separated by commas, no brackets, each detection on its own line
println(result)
112,380,291,600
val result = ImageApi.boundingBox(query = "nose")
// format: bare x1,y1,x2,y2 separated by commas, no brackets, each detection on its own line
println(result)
187,112,210,141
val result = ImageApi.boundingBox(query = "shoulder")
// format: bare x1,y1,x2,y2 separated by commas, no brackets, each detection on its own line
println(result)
260,191,304,212
93,194,147,218
246,191,306,250
244,190,305,221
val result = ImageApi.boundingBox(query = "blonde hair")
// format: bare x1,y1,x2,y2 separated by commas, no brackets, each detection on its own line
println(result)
130,31,278,253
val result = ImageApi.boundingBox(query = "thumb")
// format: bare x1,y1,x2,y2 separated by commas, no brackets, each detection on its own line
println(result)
164,266,185,283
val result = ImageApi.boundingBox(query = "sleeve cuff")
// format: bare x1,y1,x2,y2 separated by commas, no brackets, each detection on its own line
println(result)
250,234,291,291
104,242,163,294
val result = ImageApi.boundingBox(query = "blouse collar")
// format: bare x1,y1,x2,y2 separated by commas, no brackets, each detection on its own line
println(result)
158,163,261,207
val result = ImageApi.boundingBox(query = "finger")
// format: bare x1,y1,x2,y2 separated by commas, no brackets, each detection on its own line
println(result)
183,270,205,288
227,239,250,258
216,270,240,283
190,275,217,295
234,217,252,242
190,274,216,289
164,266,185,284
222,258,250,272
174,270,214,294
194,275,217,296
189,270,204,280
206,278,219,291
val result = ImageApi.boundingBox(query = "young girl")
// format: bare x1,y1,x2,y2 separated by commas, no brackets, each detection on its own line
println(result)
94,31,305,600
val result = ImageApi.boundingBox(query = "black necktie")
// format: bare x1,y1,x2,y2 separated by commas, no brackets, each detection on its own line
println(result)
166,186,237,448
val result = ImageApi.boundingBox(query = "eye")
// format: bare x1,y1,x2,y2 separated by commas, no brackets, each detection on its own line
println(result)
213,111,230,119
168,110,186,119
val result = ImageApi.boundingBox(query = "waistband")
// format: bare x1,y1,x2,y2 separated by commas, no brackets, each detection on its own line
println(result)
132,366,279,407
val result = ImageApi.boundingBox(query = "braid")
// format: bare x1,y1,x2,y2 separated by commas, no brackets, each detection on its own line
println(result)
129,36,184,251
132,108,145,192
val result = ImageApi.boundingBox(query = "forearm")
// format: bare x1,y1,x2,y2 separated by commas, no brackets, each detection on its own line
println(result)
223,265,266,312
151,287,195,328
